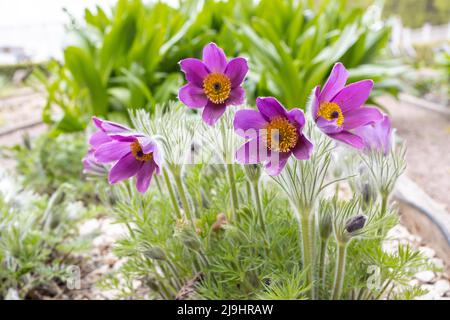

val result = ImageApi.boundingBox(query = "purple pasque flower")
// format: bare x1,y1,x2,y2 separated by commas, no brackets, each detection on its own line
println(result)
234,97,313,176
178,42,248,126
88,117,162,194
311,62,382,149
82,149,107,176
89,116,131,149
354,114,392,155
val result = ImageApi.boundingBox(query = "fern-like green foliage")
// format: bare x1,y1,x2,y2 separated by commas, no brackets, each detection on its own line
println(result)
0,172,98,299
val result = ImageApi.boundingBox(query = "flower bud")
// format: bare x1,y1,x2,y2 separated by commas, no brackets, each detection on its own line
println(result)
144,246,167,260
361,182,377,209
345,215,367,233
179,229,201,251
244,164,261,183
319,212,333,240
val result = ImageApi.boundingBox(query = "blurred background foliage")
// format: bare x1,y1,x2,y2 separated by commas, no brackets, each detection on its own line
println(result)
33,0,401,134
358,0,450,28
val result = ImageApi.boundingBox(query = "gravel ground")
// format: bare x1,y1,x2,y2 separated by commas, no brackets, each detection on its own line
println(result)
379,95,450,212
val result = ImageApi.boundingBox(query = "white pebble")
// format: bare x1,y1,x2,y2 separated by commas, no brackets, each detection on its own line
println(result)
415,271,436,283
434,279,450,296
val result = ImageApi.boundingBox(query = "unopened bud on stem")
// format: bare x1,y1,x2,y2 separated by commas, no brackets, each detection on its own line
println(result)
345,215,367,233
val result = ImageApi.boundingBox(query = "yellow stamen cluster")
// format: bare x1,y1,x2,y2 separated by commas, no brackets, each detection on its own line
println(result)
317,102,344,126
262,116,298,153
203,73,231,104
130,141,153,162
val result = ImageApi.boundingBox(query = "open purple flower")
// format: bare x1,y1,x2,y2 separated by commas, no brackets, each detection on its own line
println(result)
311,63,382,149
87,117,162,194
178,42,248,126
234,97,313,175
354,115,392,155
89,116,131,149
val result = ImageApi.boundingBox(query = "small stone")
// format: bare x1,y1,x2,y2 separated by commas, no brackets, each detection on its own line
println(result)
5,288,20,300
409,279,420,286
415,271,436,283
92,235,115,248
78,219,101,236
434,279,450,296
418,246,436,259
104,253,118,266
430,258,444,269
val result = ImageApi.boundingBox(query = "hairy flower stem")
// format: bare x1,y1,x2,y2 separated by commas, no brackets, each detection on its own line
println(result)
162,169,181,219
246,181,252,204
251,179,270,256
380,194,388,217
173,171,194,223
377,193,389,235
331,243,347,300
319,238,329,290
226,163,239,221
299,213,315,299
251,180,266,235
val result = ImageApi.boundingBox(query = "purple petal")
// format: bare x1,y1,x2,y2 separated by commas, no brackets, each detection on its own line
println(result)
92,116,130,133
225,57,248,88
265,151,290,176
94,141,131,163
150,146,163,171
328,131,364,149
235,137,270,164
179,58,209,87
287,108,306,129
108,153,143,184
316,117,343,134
202,102,227,126
202,43,227,73
343,107,382,130
332,80,373,113
136,161,156,194
233,109,267,138
178,84,208,108
311,85,321,118
227,87,246,106
256,97,288,122
354,115,392,155
109,133,141,143
380,116,392,155
89,131,112,148
137,136,158,154
292,135,313,160
320,63,349,102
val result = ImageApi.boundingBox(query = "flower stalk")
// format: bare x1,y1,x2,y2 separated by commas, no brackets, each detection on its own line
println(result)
331,242,347,300
162,169,182,219
226,163,240,221
171,165,194,223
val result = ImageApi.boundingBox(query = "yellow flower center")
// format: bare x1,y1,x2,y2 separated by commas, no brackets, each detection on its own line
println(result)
317,102,344,126
262,116,298,153
130,141,153,162
203,73,231,104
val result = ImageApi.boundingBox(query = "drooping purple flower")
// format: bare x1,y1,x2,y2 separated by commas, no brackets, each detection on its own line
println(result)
82,149,107,176
311,63,383,149
354,115,392,155
87,117,162,193
234,97,313,175
178,42,248,126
